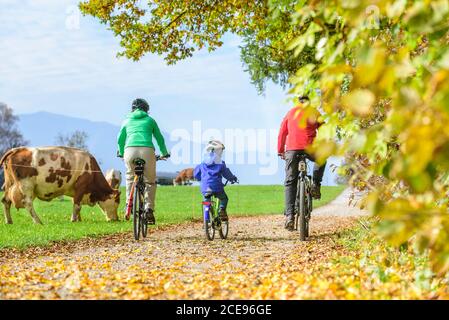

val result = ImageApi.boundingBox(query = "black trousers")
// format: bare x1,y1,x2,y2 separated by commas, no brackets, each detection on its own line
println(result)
284,150,326,217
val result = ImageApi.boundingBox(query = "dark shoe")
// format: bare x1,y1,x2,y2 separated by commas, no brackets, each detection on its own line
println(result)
284,216,295,231
145,209,156,225
312,183,321,200
219,208,229,222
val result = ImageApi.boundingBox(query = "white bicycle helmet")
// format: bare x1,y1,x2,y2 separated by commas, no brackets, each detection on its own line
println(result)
206,140,225,153
204,140,225,165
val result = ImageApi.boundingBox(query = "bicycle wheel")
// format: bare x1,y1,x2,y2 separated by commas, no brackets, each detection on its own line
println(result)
219,219,229,239
305,189,312,238
294,198,299,231
298,180,307,241
140,190,148,238
204,206,215,241
132,183,141,240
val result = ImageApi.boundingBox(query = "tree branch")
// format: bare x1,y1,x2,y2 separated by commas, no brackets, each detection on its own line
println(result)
164,10,188,30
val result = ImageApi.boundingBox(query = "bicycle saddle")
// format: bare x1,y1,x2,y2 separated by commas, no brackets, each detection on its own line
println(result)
133,158,146,165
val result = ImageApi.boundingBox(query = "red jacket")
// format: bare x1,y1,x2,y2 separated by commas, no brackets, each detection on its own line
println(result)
278,106,321,154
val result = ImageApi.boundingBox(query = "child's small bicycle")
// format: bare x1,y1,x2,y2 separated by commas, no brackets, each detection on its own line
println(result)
202,180,237,241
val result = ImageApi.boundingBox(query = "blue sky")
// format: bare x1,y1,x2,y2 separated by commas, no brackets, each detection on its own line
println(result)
0,0,343,185
0,0,291,136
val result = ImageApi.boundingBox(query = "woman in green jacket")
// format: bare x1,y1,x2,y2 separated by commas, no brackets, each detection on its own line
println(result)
117,98,170,224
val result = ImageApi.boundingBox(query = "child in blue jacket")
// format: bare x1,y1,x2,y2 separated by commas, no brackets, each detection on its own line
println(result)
194,140,238,221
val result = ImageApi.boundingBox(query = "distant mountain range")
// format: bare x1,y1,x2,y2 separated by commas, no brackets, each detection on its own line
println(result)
17,111,340,185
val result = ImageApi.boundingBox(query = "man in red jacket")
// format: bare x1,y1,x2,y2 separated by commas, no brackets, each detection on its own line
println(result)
278,95,326,231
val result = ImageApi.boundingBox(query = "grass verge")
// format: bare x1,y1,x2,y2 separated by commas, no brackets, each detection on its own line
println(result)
0,185,345,249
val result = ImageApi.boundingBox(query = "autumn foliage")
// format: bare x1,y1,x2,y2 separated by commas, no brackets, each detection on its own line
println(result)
283,0,449,274
79,0,449,274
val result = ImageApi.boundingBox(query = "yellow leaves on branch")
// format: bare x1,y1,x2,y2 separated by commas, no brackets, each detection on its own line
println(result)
286,0,449,274
342,89,376,117
79,0,267,63
353,47,387,88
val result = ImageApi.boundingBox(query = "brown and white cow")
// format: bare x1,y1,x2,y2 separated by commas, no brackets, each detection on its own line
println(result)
0,147,120,224
105,169,122,190
173,168,195,186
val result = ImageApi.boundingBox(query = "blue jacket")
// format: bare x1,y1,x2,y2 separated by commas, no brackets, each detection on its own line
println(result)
194,161,236,194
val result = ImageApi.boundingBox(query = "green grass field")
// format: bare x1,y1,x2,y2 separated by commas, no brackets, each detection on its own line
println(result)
0,185,345,249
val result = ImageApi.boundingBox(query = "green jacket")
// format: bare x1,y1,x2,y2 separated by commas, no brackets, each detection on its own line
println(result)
117,110,168,157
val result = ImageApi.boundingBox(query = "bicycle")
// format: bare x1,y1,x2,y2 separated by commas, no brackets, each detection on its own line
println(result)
123,154,169,241
294,154,313,241
202,180,237,241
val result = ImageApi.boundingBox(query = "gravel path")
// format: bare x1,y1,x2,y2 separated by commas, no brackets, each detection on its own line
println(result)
313,188,366,216
0,189,368,299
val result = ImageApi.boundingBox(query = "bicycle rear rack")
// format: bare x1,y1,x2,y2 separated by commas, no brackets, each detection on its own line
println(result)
134,165,145,175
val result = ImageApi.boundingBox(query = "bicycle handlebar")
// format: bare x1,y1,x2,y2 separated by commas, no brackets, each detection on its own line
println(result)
224,179,239,186
118,151,171,161
156,154,171,161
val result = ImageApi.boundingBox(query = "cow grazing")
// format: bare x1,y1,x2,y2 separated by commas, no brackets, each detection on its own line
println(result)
173,168,195,186
0,147,120,224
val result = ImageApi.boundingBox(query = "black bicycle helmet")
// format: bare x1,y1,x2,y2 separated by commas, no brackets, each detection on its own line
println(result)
132,98,150,113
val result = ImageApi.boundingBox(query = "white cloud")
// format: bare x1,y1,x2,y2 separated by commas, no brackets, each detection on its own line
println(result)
0,1,248,98
0,0,289,131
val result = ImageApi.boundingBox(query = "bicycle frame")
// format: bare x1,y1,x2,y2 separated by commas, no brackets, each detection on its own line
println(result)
298,157,312,187
202,180,230,223
202,196,220,223
125,155,168,220
126,160,145,220
120,154,169,240
297,155,312,201
202,180,233,240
